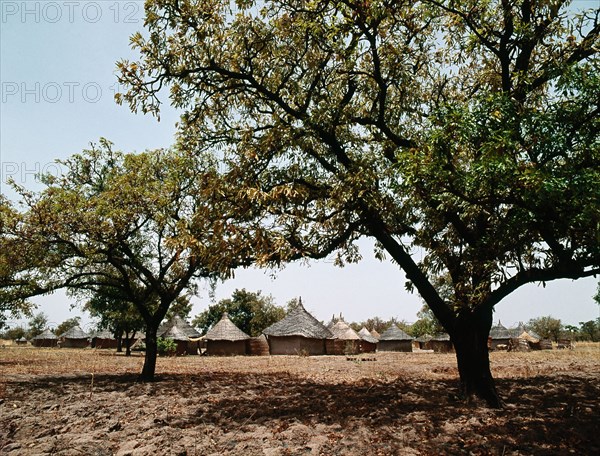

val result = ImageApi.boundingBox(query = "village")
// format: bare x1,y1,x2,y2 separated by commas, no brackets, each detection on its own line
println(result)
16,301,562,357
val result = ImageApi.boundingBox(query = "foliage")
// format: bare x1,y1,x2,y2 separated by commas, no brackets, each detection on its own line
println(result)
157,337,177,356
114,0,600,405
55,317,82,337
0,325,26,340
193,289,285,336
0,142,261,379
410,305,445,338
577,319,600,342
527,316,563,342
27,312,49,339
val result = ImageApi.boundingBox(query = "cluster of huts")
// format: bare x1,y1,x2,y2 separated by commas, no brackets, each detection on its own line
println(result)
17,306,558,356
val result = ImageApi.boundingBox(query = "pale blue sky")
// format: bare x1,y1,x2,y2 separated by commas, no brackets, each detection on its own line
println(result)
1,1,598,330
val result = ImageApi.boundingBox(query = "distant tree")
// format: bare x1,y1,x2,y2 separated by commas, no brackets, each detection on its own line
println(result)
193,289,285,337
527,316,563,342
27,312,49,339
55,317,81,337
410,305,445,338
578,320,600,342
1,325,26,341
285,297,303,314
165,294,194,321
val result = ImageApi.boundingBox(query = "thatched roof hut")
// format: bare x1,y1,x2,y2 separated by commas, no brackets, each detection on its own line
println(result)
159,315,202,338
358,327,378,353
32,329,58,347
60,326,89,348
326,320,362,355
489,321,511,350
91,329,118,349
15,336,28,345
370,329,381,339
378,325,413,352
429,333,454,353
158,315,202,355
414,334,432,350
263,302,332,355
204,313,250,356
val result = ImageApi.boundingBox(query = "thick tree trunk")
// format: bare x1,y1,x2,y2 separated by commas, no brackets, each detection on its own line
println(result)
124,331,132,357
140,327,158,381
116,330,123,353
450,307,502,408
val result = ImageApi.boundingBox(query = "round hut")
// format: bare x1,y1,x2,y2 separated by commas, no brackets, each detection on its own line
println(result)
489,321,512,350
159,316,202,355
15,336,28,346
326,320,362,355
414,334,432,351
429,333,454,353
91,329,118,349
32,329,58,347
263,302,332,355
377,325,413,352
60,326,89,348
204,313,250,356
358,327,378,353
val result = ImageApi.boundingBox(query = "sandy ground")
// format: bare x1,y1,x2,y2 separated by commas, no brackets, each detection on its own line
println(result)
1,346,599,455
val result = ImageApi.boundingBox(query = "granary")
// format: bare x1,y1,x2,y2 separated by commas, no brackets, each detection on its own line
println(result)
358,327,378,353
204,312,250,356
377,325,413,352
59,326,89,348
428,333,454,353
326,320,362,355
159,315,202,355
248,334,270,356
32,329,58,347
90,329,118,349
263,301,333,355
489,321,512,350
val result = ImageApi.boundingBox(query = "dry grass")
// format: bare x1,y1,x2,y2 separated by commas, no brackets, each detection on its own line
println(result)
1,345,599,455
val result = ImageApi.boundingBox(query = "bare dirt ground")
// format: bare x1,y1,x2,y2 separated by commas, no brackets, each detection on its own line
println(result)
1,345,599,455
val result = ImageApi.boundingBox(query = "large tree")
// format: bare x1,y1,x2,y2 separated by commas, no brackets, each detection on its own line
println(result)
0,141,261,380
117,0,600,406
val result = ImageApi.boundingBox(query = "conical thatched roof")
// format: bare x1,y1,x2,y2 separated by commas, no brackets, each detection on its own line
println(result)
358,327,379,344
370,329,380,339
379,325,413,341
329,321,361,340
161,324,191,341
159,315,202,338
204,313,250,341
92,329,115,339
33,329,58,340
60,326,88,339
431,332,451,341
490,321,511,339
416,334,432,343
263,303,333,339
519,330,540,343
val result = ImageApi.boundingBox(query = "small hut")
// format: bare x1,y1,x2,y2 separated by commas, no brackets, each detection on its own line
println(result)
60,326,89,348
326,320,362,355
377,325,413,352
91,330,118,349
159,316,202,355
429,333,454,353
161,324,194,355
370,329,381,339
32,329,58,347
358,327,378,353
414,334,432,350
204,313,250,356
15,336,28,346
489,321,512,350
263,302,332,355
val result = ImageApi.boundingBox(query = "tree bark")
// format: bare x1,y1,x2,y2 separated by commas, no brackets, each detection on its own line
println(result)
140,327,158,381
450,306,502,408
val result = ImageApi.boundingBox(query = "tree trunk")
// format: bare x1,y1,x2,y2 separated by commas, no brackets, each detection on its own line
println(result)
116,330,123,353
140,327,158,381
124,331,132,357
450,307,502,408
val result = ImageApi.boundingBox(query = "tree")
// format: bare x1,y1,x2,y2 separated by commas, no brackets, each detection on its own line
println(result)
0,142,261,380
117,0,600,406
193,289,285,336
55,317,82,337
527,316,563,342
578,319,600,342
80,286,145,356
411,305,445,338
27,312,49,339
